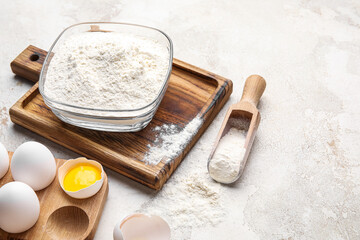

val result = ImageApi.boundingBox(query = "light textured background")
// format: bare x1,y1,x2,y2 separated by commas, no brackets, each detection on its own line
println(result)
1,0,360,239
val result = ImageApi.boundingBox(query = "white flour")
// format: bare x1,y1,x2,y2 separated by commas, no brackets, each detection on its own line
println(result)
140,116,225,239
143,117,203,165
44,32,169,110
140,170,225,240
208,127,247,183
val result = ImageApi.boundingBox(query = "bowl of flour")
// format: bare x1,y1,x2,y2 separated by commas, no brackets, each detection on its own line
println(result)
39,22,173,132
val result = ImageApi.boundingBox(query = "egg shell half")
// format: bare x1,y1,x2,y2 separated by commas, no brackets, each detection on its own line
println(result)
58,158,104,199
0,142,9,179
113,213,171,240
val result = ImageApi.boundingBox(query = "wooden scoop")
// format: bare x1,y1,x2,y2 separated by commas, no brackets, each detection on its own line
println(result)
207,75,266,184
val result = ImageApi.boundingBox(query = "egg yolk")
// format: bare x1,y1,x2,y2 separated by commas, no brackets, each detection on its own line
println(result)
63,164,101,192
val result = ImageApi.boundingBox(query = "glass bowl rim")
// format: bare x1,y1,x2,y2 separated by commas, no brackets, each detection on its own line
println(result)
39,22,173,113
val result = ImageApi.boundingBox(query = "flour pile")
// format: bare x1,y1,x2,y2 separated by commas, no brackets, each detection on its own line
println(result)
44,32,169,110
140,172,225,240
140,116,225,239
208,127,247,183
143,117,203,165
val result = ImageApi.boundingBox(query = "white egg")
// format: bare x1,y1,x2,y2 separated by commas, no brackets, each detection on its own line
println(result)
0,142,9,179
11,141,56,191
113,214,171,240
0,181,40,233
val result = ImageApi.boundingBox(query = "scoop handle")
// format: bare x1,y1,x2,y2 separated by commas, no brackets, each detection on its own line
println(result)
240,75,266,107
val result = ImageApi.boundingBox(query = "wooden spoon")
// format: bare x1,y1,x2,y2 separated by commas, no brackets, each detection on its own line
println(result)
207,75,266,184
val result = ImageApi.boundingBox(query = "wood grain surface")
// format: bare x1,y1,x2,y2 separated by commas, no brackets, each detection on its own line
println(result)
0,152,109,240
10,45,233,190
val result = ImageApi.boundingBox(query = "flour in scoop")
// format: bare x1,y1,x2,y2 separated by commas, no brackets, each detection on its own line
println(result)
44,32,169,110
208,127,247,183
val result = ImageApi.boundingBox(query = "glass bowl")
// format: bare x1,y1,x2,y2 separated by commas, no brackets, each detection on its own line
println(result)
39,22,173,132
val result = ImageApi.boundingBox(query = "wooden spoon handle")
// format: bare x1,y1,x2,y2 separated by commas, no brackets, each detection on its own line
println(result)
10,45,47,83
240,75,266,106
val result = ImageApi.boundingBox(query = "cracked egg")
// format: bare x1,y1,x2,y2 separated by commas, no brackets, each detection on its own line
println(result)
58,158,104,199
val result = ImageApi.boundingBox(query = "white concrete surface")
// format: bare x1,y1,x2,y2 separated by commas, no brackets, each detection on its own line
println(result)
1,0,360,239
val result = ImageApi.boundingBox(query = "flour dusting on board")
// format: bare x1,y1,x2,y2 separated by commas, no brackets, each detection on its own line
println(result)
143,116,203,165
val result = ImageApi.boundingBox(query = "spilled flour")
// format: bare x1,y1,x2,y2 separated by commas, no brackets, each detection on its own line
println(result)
0,107,8,127
143,117,203,165
139,117,226,239
140,172,225,240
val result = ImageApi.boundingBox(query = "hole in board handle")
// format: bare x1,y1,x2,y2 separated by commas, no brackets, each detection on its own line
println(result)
30,54,40,61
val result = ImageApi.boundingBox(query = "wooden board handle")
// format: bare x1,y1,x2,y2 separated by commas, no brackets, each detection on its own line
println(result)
240,74,266,107
10,45,47,83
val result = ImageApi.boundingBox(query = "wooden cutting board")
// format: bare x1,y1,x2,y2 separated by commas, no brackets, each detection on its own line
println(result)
0,152,108,240
10,45,233,190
